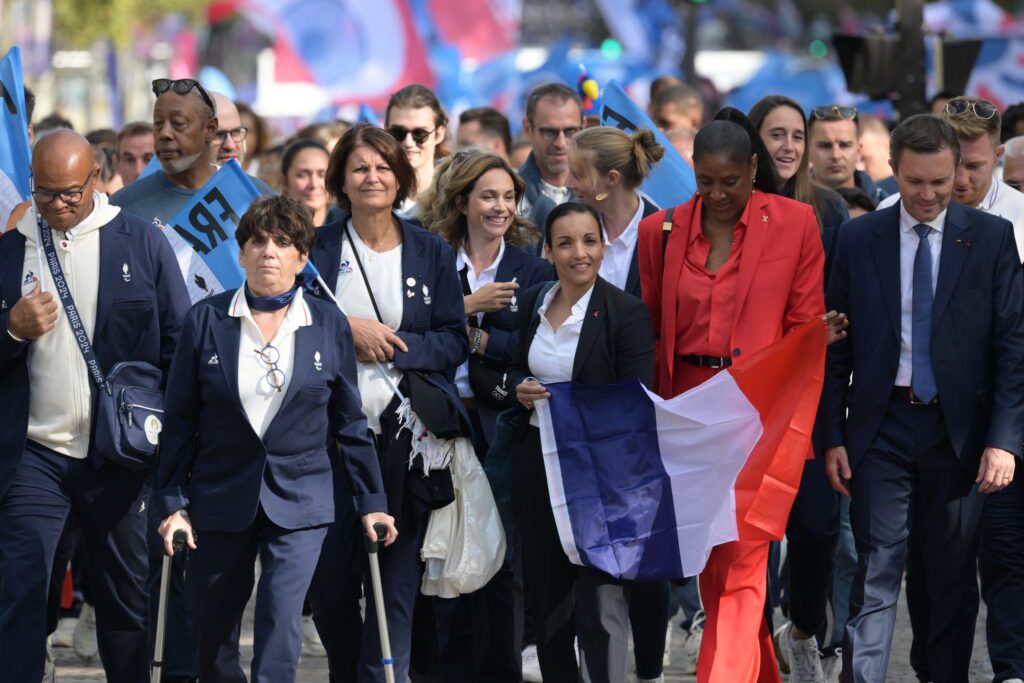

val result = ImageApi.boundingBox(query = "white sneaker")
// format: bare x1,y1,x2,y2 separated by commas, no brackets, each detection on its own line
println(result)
43,636,55,683
51,617,75,648
774,621,791,674
521,644,543,682
681,609,704,675
1003,679,1024,683
778,622,824,683
300,615,326,657
821,648,842,683
73,602,98,661
637,676,665,683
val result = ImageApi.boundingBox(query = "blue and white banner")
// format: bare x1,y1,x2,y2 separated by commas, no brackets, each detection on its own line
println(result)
599,80,696,208
162,160,260,303
1,47,32,202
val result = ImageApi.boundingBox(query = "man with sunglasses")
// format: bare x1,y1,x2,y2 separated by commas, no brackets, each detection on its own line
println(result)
0,130,189,682
808,105,891,206
518,83,583,249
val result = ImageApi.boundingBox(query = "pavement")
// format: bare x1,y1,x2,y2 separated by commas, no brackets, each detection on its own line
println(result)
52,585,993,682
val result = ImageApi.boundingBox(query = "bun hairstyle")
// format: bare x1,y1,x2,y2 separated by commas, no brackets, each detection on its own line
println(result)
569,127,665,191
693,108,778,194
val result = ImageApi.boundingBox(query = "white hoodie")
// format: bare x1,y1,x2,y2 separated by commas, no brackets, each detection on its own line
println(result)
16,192,120,458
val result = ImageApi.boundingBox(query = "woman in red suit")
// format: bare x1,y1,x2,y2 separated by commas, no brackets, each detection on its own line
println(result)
638,109,825,683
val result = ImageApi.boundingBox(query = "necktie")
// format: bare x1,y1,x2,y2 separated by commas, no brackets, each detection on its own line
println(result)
911,224,938,403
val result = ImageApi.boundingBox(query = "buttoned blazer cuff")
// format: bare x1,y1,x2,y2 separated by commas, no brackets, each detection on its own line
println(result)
353,493,389,517
149,487,190,520
983,439,1022,460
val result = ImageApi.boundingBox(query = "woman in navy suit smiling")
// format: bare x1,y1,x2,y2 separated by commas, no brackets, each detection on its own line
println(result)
306,124,469,683
152,195,396,683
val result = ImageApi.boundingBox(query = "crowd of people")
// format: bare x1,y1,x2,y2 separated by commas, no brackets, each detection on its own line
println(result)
0,68,1022,683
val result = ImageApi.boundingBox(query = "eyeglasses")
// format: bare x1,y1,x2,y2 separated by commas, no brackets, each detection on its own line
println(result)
811,105,858,121
254,344,286,393
152,78,216,115
387,125,436,146
214,126,248,144
537,126,582,142
945,98,997,120
31,169,95,205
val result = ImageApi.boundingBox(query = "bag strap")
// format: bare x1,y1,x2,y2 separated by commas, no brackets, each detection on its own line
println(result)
661,205,675,260
38,216,108,393
342,221,385,325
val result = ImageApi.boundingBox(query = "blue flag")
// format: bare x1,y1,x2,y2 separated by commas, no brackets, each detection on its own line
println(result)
358,103,379,126
138,155,161,181
162,160,260,303
599,80,696,208
1,47,32,201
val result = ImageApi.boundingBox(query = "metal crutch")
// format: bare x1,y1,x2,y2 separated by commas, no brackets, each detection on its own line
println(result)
365,522,395,683
152,529,188,683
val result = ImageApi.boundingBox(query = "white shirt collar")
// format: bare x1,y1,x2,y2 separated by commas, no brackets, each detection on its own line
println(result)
229,285,312,335
604,195,645,247
977,175,1001,211
456,238,506,277
899,200,947,234
538,281,596,321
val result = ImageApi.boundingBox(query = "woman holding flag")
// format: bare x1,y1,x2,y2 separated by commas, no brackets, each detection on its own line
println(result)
637,109,826,683
510,201,657,683
152,194,396,683
306,124,468,683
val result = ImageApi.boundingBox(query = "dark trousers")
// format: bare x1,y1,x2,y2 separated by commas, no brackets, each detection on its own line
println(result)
147,512,198,682
512,426,579,682
628,580,670,680
0,440,150,683
786,447,840,638
980,471,1024,682
309,474,429,683
186,508,327,683
842,395,982,683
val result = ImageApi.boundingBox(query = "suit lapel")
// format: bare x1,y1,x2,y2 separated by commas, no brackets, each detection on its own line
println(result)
731,192,770,331
210,308,245,415
871,205,902,342
274,322,323,419
482,246,523,328
572,278,607,380
399,219,427,330
313,220,343,294
94,218,130,340
933,204,971,326
660,203,693,387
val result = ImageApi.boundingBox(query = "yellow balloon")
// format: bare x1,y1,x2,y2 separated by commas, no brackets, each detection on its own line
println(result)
582,80,599,100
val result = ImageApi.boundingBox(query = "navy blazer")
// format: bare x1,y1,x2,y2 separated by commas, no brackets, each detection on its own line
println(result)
151,291,386,533
0,213,189,499
623,196,661,298
310,214,469,380
823,201,1024,471
508,276,655,392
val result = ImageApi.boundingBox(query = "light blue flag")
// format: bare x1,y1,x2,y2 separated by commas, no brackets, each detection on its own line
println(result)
138,155,161,181
358,103,379,126
599,80,696,208
0,47,32,200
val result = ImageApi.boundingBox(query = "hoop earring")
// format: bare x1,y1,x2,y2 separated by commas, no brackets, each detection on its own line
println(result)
595,192,608,201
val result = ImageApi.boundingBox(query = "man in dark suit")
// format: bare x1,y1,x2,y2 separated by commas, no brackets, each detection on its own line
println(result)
822,114,1024,683
0,130,190,681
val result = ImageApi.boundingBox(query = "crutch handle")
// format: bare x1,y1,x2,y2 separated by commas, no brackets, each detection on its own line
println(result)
365,522,388,554
171,529,189,554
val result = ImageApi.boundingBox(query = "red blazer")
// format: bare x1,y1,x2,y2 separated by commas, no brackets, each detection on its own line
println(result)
638,190,825,399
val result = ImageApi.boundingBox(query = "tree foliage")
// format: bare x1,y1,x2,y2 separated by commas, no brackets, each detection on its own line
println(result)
52,0,206,48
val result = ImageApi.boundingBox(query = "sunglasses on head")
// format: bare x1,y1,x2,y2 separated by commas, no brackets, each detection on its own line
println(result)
945,98,997,120
387,125,436,146
152,78,216,114
811,105,858,121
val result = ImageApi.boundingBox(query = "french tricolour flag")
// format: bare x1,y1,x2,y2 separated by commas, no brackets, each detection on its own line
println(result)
535,320,825,581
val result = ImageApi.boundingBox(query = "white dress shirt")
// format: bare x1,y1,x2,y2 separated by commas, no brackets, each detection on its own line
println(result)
454,240,506,398
230,286,311,439
527,282,595,426
598,195,644,290
540,179,573,205
334,220,404,433
880,176,1024,262
895,202,945,387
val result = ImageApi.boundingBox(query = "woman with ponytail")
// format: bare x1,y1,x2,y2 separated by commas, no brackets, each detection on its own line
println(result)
637,109,831,683
567,127,665,298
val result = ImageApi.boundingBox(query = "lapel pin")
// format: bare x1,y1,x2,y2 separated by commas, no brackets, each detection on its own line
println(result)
122,263,131,283
762,214,769,223
406,290,415,298
314,351,323,371
406,277,416,287
956,239,971,247
422,284,432,305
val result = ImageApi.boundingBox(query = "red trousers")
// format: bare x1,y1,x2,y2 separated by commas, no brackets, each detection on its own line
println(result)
697,539,781,683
